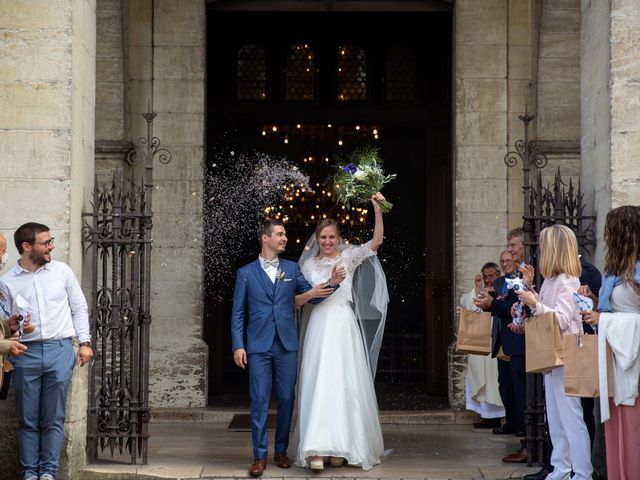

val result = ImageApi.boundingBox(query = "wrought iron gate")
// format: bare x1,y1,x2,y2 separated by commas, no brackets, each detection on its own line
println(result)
504,113,596,465
83,113,171,464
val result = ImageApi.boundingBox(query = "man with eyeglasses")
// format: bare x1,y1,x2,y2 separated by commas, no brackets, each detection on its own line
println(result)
2,222,92,480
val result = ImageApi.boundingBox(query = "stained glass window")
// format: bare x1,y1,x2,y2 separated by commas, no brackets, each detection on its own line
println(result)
284,44,316,101
385,46,417,102
236,45,267,101
337,45,367,102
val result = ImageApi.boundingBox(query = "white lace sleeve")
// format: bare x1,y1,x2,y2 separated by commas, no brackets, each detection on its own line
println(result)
301,260,316,286
342,240,377,272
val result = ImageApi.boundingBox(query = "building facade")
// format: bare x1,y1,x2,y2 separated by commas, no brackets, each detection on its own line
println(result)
1,0,639,477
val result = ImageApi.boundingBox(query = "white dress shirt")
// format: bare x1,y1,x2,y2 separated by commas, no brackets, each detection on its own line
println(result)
2,260,90,343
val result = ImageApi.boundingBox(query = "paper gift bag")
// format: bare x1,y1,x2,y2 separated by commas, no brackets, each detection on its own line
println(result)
456,309,492,355
562,333,599,397
525,312,564,373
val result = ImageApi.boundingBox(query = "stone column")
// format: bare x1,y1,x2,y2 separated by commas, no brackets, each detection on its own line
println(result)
0,0,96,477
451,0,509,408
581,0,640,267
146,0,207,408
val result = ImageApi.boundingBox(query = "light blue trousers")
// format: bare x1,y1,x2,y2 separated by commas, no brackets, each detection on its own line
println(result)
12,338,75,479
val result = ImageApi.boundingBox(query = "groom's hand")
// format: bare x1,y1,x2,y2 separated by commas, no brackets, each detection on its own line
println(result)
330,265,346,285
233,348,248,369
310,282,336,298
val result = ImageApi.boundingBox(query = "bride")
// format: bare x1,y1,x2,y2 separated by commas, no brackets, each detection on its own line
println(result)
290,192,389,471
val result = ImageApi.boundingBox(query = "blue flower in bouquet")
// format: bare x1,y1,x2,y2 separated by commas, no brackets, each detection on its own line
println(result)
342,163,357,174
327,145,397,213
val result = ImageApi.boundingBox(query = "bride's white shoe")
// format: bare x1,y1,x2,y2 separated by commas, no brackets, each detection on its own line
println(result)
309,456,324,470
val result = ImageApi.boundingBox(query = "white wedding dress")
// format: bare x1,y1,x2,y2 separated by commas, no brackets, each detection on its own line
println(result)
291,242,384,470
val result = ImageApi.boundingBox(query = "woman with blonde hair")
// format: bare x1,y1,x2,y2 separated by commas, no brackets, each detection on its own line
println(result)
516,225,593,480
582,205,640,479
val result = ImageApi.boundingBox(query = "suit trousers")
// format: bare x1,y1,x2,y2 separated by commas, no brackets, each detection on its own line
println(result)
544,366,593,480
509,354,526,431
12,339,75,479
497,358,515,427
248,334,297,459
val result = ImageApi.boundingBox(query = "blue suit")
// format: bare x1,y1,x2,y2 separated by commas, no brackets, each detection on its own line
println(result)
231,257,314,459
490,275,526,432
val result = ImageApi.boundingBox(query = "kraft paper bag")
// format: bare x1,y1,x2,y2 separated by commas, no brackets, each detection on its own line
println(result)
562,333,599,397
456,309,492,356
525,312,564,373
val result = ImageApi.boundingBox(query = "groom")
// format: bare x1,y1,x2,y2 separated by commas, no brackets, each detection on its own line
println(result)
231,219,344,477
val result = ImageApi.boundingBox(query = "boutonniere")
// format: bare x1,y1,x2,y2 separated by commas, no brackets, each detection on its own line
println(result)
276,271,286,282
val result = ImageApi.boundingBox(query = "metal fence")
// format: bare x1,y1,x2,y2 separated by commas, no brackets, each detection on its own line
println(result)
504,113,596,465
83,113,170,464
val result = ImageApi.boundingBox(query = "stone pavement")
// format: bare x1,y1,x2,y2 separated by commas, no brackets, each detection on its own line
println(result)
82,410,540,480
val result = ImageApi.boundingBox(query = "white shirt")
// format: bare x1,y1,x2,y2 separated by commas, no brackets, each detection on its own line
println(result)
258,256,279,283
2,260,90,343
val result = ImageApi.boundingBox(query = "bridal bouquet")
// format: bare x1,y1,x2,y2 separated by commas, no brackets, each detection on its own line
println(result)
327,145,397,213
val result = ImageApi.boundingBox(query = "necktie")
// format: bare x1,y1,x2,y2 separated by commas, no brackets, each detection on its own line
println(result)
263,258,279,269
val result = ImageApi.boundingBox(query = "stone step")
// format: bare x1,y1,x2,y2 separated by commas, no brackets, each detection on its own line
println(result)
150,408,480,425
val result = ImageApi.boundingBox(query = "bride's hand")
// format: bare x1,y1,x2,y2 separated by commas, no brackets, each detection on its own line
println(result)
330,265,346,285
371,192,386,210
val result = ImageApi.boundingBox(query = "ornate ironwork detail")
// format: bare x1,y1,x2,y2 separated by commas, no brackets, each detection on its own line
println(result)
505,113,596,466
84,113,170,465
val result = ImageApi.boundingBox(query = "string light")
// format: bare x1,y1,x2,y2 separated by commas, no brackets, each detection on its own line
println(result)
259,122,376,227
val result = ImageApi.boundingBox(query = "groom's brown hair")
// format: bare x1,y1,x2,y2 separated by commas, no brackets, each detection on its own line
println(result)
258,219,285,245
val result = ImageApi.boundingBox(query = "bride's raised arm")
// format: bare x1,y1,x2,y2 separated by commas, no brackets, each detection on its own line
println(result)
369,192,386,252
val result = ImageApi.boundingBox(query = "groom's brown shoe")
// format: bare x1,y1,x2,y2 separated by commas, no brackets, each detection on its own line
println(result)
274,452,292,468
249,459,267,477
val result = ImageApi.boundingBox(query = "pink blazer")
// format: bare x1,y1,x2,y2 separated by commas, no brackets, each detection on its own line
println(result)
534,273,583,335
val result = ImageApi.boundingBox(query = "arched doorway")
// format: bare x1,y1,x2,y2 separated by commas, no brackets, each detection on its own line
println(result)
204,5,453,409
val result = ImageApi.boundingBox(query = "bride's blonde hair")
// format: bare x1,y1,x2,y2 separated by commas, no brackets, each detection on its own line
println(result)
315,219,341,240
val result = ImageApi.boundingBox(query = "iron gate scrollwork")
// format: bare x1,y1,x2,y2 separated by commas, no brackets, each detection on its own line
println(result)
504,113,596,466
83,113,171,464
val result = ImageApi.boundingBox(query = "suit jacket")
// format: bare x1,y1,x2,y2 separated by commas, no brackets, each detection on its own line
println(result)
231,257,313,354
490,275,525,357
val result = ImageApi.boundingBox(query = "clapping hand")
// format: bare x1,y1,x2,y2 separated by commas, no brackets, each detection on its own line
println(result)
330,265,346,285
474,274,483,294
518,263,535,290
473,290,492,310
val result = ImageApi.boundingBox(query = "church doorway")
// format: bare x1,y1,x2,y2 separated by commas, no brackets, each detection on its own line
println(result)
204,7,453,409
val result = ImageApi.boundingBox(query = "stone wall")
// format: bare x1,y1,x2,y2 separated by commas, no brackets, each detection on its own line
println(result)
452,0,510,408
581,0,640,267
536,0,581,187
580,0,611,268
0,0,96,477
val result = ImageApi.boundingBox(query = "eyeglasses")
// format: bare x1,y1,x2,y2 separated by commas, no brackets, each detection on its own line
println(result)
33,238,55,247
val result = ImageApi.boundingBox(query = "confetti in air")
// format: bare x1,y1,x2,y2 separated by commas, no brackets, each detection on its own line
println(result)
204,150,312,295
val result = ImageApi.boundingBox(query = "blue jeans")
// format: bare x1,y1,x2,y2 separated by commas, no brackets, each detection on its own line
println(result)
13,339,75,479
